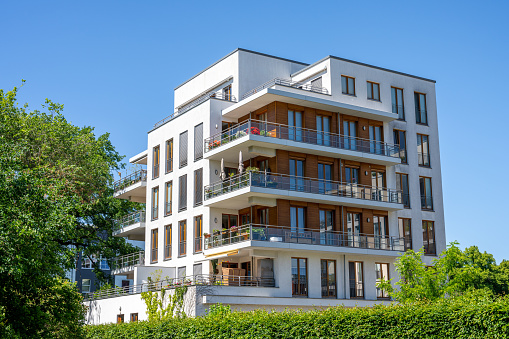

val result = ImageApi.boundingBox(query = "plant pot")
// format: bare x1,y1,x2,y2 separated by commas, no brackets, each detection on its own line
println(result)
242,233,249,240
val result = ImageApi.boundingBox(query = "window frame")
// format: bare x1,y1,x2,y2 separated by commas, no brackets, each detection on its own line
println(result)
152,145,160,179
341,75,356,96
165,139,173,173
194,168,203,207
414,92,428,125
178,174,187,212
321,259,337,298
417,133,431,167
396,172,410,208
151,186,159,220
391,87,405,120
164,181,172,216
422,220,436,255
349,261,364,299
179,131,188,168
367,81,380,101
164,224,172,260
393,129,407,164
151,228,158,263
419,176,434,211
375,263,390,299
178,220,187,257
398,218,412,251
81,278,91,293
194,215,203,253
291,257,308,297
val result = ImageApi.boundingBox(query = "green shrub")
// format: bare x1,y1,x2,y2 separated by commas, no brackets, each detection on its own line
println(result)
85,290,509,339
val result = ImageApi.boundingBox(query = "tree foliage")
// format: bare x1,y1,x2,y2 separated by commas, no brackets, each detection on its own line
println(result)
0,83,140,337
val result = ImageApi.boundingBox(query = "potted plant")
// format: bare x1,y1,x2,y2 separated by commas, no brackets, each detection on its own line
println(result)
250,127,260,135
241,227,250,240
204,233,211,239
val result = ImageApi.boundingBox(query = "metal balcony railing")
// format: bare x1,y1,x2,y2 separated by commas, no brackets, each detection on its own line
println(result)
204,119,401,159
113,210,146,231
153,92,237,129
112,251,144,270
241,78,329,100
83,274,275,301
204,171,403,205
113,170,147,192
204,224,405,252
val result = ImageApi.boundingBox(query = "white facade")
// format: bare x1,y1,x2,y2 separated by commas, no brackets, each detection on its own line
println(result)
87,48,445,323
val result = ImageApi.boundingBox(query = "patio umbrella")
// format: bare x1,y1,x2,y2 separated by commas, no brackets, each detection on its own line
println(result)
238,151,244,174
220,158,226,181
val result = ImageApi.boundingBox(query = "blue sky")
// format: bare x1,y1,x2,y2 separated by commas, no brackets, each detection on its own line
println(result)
2,1,508,262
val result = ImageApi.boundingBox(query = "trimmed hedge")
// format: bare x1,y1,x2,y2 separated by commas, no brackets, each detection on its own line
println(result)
86,292,509,339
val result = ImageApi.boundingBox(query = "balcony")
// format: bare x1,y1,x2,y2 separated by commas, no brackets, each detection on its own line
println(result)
111,251,144,275
113,169,147,202
204,224,404,253
204,172,404,211
112,210,146,240
204,119,401,166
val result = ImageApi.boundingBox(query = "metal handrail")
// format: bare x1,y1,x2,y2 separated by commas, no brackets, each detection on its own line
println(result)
153,92,237,129
242,78,329,100
113,210,146,231
204,171,403,204
113,170,147,192
83,273,276,301
204,224,405,252
204,119,401,158
111,251,145,270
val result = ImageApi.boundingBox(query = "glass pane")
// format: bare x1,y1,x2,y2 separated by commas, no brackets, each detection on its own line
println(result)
298,207,305,232
290,207,297,232
341,76,347,93
391,88,397,112
374,84,379,100
295,112,303,141
367,83,372,98
348,78,355,95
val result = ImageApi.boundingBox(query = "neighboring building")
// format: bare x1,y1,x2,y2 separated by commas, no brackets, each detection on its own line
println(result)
86,48,445,324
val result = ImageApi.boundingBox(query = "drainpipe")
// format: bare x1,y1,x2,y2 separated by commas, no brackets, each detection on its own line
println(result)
343,254,346,299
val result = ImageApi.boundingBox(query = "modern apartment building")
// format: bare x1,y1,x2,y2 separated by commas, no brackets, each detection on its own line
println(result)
85,48,445,324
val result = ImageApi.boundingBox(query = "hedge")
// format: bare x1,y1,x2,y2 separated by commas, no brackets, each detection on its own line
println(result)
85,291,509,339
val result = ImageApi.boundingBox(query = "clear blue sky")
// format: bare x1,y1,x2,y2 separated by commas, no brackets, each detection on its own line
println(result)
2,1,508,262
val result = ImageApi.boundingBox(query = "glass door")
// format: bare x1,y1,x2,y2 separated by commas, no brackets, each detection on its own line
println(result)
369,125,383,155
290,206,306,234
289,159,305,192
343,121,357,150
317,115,331,146
347,212,361,247
288,110,303,141
319,210,334,245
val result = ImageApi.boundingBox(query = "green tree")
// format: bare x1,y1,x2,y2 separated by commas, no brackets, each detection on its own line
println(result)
0,83,140,338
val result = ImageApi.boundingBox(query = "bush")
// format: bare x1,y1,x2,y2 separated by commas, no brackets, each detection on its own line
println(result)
85,291,509,339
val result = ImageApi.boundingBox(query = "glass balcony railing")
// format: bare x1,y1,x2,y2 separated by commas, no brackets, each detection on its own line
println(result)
113,169,147,192
204,119,401,159
113,210,146,231
112,251,145,270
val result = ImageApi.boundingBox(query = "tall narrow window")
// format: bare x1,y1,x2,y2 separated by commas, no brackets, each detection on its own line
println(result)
194,123,203,161
393,129,407,163
151,228,158,263
179,220,186,257
316,115,331,146
178,175,187,211
371,170,386,201
179,131,188,168
164,224,171,260
419,176,433,210
166,139,173,173
369,125,383,155
415,92,428,124
318,163,332,194
375,263,390,299
349,261,364,298
319,210,334,245
373,215,388,249
321,259,336,298
289,159,305,192
291,258,308,297
164,181,172,216
290,206,306,233
151,187,159,220
341,75,355,95
223,85,232,101
391,87,405,120
288,110,303,141
194,168,203,206
367,81,380,101
422,220,436,255
396,173,410,208
258,208,269,225
194,215,202,253
152,146,160,179
417,134,430,167
345,167,359,184
347,212,361,247
343,120,357,150
398,218,412,251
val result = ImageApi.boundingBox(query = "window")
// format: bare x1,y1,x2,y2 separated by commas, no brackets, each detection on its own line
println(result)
99,255,109,270
257,111,268,122
223,85,232,101
396,173,410,208
347,212,361,247
166,139,173,173
178,266,186,279
222,214,238,230
290,206,306,233
178,175,187,211
417,134,430,167
194,123,203,161
152,145,160,179
81,254,93,269
369,125,383,155
316,115,331,146
319,210,334,245
349,261,364,298
164,224,171,260
81,279,91,293
371,170,386,201
345,166,359,184
367,81,380,101
343,120,357,150
419,176,433,210
375,263,390,299
240,213,251,225
194,215,202,253
398,218,412,251
422,220,436,255
321,259,336,298
414,92,427,124
373,215,388,249
258,159,269,172
130,313,138,322
194,168,203,206
164,181,172,216
288,110,303,141
318,163,332,194
179,220,186,256
311,77,322,88
179,131,188,168
117,314,124,324
151,186,159,220
289,159,305,191
291,258,308,297
341,75,355,95
258,208,269,225
151,228,158,263
391,87,405,120
393,129,407,163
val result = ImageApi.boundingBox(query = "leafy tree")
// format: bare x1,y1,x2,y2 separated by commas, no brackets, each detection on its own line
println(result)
0,83,140,337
